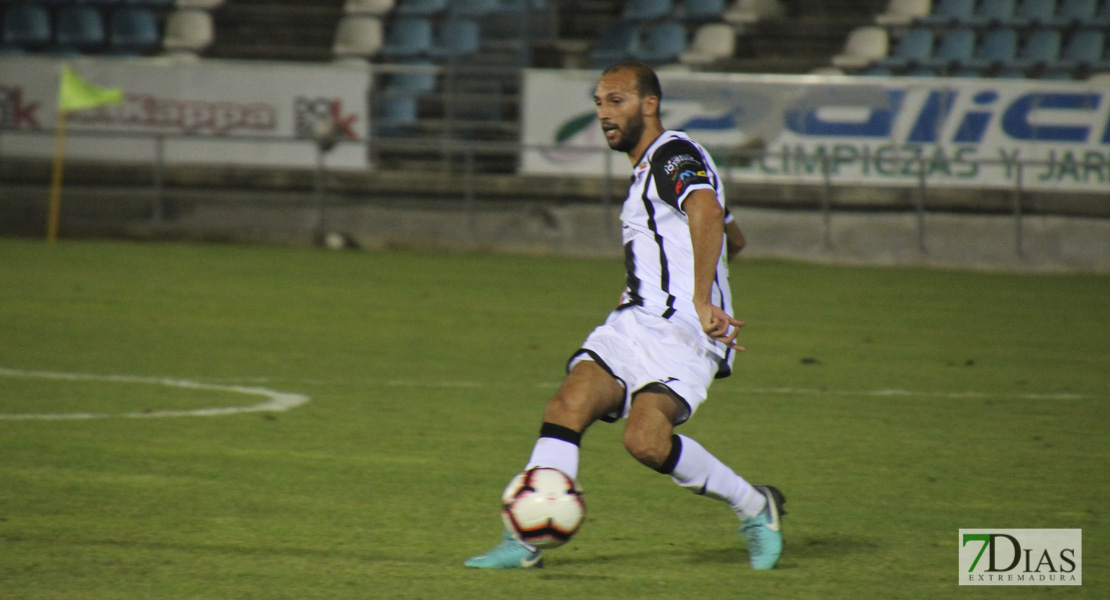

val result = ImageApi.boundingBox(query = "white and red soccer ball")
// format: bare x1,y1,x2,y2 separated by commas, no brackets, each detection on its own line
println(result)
501,467,585,549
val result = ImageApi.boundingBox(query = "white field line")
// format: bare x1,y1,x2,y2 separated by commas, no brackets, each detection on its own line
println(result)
380,379,1091,400
0,367,310,421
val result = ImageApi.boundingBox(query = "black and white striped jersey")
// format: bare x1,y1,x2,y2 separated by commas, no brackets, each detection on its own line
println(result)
618,130,735,378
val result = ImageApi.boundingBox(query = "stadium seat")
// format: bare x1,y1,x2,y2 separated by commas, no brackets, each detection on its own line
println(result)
394,0,447,17
636,20,686,64
996,66,1029,77
859,65,893,76
921,27,976,70
832,26,889,69
378,17,433,59
109,6,160,54
1039,67,1074,79
723,0,785,25
176,0,226,9
1013,27,1062,69
621,0,673,22
1094,0,1110,25
451,78,505,122
966,0,1016,28
127,0,177,9
377,96,419,133
963,27,1019,70
332,15,383,60
874,0,930,26
54,5,107,53
384,63,437,93
681,0,726,22
876,26,933,70
1046,0,1097,26
679,22,735,65
1,3,51,51
162,9,213,54
918,0,974,26
428,19,480,61
450,0,499,17
949,67,984,77
589,22,640,67
344,0,395,16
1057,28,1108,70
494,0,549,12
84,0,126,8
1010,0,1057,27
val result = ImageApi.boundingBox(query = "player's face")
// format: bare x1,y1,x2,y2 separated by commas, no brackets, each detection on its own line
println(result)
593,71,646,154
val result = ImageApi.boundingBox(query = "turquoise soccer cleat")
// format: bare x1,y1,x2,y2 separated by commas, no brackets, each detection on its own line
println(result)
739,485,786,570
464,530,544,569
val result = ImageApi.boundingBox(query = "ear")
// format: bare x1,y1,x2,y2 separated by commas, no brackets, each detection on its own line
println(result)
642,95,660,119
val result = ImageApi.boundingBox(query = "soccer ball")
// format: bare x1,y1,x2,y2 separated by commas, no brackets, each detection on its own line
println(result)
501,467,585,549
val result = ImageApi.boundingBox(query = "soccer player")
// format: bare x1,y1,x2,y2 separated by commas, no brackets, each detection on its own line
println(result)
465,61,784,570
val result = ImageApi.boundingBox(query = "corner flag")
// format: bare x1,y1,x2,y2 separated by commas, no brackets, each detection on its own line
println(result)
57,65,123,113
48,66,124,244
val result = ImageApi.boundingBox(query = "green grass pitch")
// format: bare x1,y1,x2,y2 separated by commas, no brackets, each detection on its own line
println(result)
0,238,1106,599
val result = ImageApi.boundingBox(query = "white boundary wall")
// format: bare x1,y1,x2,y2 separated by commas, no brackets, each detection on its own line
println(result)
1,56,369,169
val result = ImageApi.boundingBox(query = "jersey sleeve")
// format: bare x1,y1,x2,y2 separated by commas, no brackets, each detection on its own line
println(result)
650,139,715,212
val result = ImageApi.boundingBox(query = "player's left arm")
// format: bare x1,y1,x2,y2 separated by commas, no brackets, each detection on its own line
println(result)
685,189,744,351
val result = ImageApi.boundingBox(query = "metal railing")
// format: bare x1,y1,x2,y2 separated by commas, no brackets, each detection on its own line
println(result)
1,126,1101,259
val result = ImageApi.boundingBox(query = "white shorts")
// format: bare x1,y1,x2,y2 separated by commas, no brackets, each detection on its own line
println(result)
567,306,722,425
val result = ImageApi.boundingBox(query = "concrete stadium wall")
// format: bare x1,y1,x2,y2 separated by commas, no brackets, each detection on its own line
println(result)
145,194,1110,273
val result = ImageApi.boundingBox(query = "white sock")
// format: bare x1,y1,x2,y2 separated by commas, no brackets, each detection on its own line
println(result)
525,437,580,482
668,434,766,519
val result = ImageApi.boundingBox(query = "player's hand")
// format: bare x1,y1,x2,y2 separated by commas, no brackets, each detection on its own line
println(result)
695,301,745,351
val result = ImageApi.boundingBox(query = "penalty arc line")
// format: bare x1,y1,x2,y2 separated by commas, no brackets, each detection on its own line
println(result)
0,367,311,421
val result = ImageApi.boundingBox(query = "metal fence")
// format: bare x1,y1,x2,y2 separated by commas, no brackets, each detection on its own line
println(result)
0,125,1094,259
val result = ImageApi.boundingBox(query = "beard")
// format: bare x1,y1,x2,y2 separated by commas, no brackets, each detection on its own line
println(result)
606,112,645,153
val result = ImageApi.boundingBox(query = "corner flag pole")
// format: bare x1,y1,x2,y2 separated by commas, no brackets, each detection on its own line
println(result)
47,111,69,245
49,65,124,244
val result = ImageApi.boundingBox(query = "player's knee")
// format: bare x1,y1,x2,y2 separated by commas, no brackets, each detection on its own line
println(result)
542,392,594,432
622,426,668,470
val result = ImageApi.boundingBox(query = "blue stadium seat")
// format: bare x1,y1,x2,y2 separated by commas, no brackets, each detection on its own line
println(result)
1,3,51,51
54,5,106,53
377,96,419,134
378,17,433,59
589,22,640,67
1013,28,1062,69
394,0,447,17
681,0,725,22
85,0,126,7
385,65,437,94
621,0,673,22
109,6,160,54
450,0,499,17
876,26,933,70
1011,0,1057,27
918,0,975,25
428,19,480,61
1057,29,1107,70
964,27,1020,70
126,0,177,9
636,20,686,64
966,0,1016,28
1046,0,1097,26
922,27,976,70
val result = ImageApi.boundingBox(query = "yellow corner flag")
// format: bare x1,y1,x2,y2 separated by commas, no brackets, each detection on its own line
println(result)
48,66,124,244
57,64,123,113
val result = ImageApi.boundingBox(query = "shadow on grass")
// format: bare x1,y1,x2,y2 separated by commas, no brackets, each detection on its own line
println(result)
688,533,882,569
